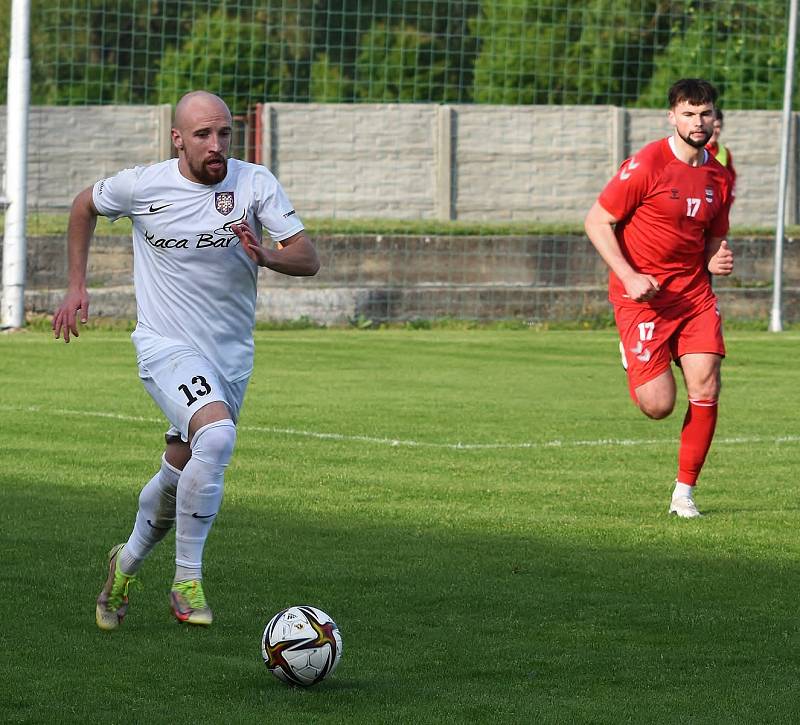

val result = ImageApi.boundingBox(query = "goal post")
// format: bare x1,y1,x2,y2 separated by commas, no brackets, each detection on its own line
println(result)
770,0,799,333
1,0,30,330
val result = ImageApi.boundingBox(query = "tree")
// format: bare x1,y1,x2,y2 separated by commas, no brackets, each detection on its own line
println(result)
636,0,793,110
154,7,315,113
27,0,185,105
311,1,479,103
0,0,795,109
559,0,678,105
352,22,469,102
309,52,353,102
470,0,681,105
0,0,62,104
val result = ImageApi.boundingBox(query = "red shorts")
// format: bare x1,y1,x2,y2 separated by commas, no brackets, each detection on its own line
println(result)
614,296,725,400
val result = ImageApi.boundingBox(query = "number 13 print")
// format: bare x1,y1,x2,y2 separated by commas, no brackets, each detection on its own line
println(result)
178,375,212,406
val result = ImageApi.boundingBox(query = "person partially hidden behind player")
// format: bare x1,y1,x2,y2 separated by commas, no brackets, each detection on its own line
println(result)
706,108,737,194
53,91,320,629
584,78,734,518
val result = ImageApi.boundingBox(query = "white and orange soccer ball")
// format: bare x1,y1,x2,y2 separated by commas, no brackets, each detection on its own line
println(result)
261,605,343,687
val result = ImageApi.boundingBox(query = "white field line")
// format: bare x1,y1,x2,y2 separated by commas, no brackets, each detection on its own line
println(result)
3,403,798,451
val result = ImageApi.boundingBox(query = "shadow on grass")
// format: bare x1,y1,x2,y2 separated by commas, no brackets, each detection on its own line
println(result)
1,474,799,725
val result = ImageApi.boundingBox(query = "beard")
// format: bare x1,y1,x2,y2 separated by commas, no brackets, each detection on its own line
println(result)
679,128,713,149
189,155,228,185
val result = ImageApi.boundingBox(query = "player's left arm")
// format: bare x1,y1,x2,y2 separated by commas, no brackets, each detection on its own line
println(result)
705,175,735,276
706,236,734,276
233,221,320,276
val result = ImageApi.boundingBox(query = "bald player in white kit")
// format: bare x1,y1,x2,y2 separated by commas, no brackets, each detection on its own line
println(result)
53,91,319,629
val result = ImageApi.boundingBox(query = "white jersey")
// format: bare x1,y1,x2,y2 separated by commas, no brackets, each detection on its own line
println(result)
93,158,303,381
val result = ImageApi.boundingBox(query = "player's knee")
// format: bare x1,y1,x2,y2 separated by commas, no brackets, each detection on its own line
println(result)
688,380,721,401
190,419,237,468
639,398,674,420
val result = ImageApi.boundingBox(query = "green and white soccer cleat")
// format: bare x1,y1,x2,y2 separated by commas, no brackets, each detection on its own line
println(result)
170,579,213,626
95,543,136,631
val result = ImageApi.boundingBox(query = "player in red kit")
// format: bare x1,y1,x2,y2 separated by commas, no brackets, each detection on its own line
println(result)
584,78,735,518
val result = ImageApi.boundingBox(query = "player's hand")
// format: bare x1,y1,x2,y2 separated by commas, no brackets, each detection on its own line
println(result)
621,273,660,303
232,221,262,263
707,240,734,276
232,221,271,266
52,288,90,343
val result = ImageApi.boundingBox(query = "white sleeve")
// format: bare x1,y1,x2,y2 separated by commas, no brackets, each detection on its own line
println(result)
92,167,139,221
254,169,304,242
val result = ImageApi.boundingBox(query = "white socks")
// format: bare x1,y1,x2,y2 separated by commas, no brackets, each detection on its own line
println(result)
120,455,181,575
118,420,237,581
174,420,237,583
673,481,695,500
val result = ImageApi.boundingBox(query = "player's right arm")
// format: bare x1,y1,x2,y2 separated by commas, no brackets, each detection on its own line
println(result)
584,201,660,303
52,186,99,342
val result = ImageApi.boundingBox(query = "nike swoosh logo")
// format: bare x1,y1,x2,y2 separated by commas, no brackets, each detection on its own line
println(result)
147,519,171,530
148,203,173,213
191,512,216,519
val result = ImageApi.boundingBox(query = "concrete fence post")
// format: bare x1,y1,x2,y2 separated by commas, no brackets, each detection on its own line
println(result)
611,106,627,174
158,104,173,160
261,104,275,173
435,105,454,221
789,112,799,225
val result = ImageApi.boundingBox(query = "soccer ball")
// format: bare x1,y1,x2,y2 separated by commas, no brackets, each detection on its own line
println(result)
261,605,343,687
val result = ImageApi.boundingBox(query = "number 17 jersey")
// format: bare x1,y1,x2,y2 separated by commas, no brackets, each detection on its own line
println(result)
597,136,733,311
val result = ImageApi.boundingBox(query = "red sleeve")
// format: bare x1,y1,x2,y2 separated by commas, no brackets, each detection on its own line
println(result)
597,154,653,222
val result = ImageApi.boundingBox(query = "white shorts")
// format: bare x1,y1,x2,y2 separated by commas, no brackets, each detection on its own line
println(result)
137,340,249,443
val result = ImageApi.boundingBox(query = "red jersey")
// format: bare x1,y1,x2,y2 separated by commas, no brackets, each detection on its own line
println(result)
598,137,733,311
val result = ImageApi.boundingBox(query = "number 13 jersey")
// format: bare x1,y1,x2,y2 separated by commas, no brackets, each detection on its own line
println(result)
93,158,304,382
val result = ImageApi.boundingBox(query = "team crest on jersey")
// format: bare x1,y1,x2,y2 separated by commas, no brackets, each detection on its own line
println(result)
705,187,714,203
215,192,235,215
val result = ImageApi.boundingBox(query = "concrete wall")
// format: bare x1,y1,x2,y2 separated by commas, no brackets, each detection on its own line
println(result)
0,105,172,209
267,104,440,219
452,105,618,221
0,103,795,227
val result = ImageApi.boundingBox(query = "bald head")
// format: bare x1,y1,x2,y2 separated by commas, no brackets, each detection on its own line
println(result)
174,91,231,133
172,91,232,185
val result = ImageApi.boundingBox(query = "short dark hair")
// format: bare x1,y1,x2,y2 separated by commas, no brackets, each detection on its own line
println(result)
715,109,724,123
668,78,718,108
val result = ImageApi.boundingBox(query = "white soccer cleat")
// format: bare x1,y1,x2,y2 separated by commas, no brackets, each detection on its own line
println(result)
669,495,702,518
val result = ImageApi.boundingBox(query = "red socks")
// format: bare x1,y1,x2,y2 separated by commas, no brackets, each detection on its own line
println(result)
677,398,718,485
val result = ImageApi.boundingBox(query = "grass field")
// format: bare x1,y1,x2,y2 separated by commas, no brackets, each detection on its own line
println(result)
1,328,799,724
